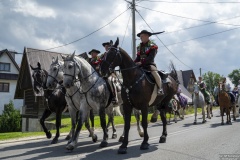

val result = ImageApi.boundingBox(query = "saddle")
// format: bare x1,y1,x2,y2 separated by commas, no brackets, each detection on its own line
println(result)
144,70,169,84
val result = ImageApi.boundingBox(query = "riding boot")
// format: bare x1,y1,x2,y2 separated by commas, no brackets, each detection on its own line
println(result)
108,76,118,104
151,71,164,95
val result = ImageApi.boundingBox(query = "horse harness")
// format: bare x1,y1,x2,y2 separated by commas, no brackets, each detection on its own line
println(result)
63,59,100,109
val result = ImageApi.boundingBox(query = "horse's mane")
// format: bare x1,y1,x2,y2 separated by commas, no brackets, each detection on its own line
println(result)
119,47,136,65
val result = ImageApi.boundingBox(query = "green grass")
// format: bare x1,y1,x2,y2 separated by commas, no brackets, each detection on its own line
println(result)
0,106,219,141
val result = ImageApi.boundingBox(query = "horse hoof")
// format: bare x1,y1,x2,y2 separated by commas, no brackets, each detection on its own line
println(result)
92,134,98,143
88,134,91,137
112,133,117,139
65,135,71,140
119,136,124,142
221,122,224,125
99,141,108,147
150,117,157,123
175,121,177,123
51,138,58,144
229,122,232,125
46,131,52,139
66,144,74,151
159,136,166,143
193,122,197,125
140,142,149,150
118,147,127,154
202,120,206,123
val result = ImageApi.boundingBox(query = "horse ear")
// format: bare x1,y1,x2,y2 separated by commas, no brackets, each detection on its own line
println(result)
30,65,35,70
52,57,55,63
70,51,75,60
37,62,41,69
61,54,66,60
114,38,119,47
110,40,113,46
56,56,59,63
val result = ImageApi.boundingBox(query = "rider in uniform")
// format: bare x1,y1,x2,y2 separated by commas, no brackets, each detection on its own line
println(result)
134,30,164,95
101,41,118,103
88,49,101,74
197,76,211,104
222,77,235,104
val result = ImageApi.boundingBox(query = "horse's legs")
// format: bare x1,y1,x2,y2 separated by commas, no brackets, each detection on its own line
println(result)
207,104,211,119
84,114,98,143
150,106,159,123
140,106,149,150
202,105,206,123
99,106,108,147
66,107,88,151
40,109,52,139
194,104,197,124
118,105,132,154
51,111,62,144
134,109,143,137
159,108,167,143
67,107,77,144
220,107,224,125
232,104,236,121
89,109,95,132
107,107,117,139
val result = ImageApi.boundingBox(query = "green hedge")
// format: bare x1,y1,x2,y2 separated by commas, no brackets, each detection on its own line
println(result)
0,100,21,132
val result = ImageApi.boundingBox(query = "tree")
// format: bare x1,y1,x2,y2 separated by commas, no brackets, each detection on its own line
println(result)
202,71,223,94
228,69,240,87
0,100,21,132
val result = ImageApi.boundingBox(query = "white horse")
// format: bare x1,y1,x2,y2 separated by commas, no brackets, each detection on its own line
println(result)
61,52,143,151
193,83,207,124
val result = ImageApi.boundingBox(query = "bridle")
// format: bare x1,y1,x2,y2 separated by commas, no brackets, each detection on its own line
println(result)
47,63,61,85
32,69,46,88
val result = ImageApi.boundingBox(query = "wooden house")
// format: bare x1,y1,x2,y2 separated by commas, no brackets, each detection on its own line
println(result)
14,47,67,132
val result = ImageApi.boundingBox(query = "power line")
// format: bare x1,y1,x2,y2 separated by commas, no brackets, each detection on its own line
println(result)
135,9,193,70
43,7,130,51
163,15,240,34
137,5,240,27
138,0,240,4
121,11,132,47
160,26,240,47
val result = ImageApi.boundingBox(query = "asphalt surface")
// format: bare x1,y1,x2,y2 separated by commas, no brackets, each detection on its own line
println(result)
0,110,240,160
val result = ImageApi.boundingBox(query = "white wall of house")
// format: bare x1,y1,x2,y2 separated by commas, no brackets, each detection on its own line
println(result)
0,52,23,114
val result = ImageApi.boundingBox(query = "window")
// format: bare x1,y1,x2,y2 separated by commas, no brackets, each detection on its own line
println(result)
0,83,9,92
0,63,10,71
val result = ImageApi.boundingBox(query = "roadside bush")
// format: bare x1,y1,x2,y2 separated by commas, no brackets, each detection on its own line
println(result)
0,100,21,132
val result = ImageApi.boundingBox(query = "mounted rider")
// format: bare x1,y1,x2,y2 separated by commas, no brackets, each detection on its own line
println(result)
88,49,102,74
197,76,211,104
134,30,165,95
101,41,118,103
222,77,236,104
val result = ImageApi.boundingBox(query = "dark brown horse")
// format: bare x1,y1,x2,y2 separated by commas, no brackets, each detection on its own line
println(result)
100,38,179,154
30,62,68,144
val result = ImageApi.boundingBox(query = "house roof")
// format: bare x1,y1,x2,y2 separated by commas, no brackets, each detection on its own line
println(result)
0,49,20,71
177,70,197,88
14,47,69,99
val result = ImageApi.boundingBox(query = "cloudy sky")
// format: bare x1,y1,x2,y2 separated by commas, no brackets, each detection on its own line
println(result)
1,0,240,82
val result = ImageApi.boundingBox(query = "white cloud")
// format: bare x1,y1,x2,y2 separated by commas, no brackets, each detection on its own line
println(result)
11,0,56,18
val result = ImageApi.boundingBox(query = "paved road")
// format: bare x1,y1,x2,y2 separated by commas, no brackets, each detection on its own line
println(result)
0,110,240,160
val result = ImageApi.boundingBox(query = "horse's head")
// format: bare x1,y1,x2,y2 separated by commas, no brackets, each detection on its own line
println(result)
46,56,64,89
218,82,225,92
30,62,47,93
100,38,121,77
193,83,200,96
62,51,80,88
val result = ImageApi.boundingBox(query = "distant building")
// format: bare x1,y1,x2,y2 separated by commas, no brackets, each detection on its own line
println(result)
0,49,23,114
177,70,197,104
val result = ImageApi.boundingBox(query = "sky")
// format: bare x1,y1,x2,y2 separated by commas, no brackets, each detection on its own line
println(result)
0,0,240,85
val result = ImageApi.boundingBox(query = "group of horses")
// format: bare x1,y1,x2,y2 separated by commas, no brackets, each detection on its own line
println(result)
30,38,238,154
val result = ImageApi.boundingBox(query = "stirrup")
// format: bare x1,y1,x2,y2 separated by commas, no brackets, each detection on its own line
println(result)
157,89,164,95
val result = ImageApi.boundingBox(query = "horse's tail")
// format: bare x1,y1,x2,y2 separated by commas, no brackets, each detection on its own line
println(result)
169,61,179,84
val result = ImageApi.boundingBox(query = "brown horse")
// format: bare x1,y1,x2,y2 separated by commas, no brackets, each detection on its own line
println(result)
100,38,179,154
218,82,235,125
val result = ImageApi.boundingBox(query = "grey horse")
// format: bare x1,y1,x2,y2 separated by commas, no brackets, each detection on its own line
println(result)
193,83,207,124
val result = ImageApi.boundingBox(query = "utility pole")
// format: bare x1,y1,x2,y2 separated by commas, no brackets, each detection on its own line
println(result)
131,0,136,59
200,68,202,77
